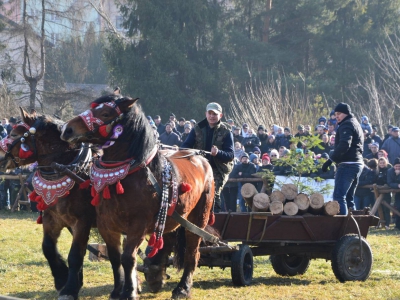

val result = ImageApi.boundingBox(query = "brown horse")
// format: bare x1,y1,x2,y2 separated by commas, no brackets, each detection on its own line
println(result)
0,108,101,300
60,94,214,299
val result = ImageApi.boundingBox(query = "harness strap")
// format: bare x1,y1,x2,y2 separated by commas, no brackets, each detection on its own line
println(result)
171,211,220,244
146,167,162,200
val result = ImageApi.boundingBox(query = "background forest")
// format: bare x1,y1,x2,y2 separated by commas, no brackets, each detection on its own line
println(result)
2,0,400,131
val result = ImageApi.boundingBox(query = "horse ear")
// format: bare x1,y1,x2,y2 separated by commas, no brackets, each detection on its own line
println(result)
116,97,139,112
20,107,35,124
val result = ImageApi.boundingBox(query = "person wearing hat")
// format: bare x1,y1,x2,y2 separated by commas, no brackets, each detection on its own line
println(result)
242,123,250,138
169,113,177,127
189,119,196,128
181,123,192,142
226,119,234,128
294,125,311,149
231,152,257,211
241,128,261,154
370,125,382,147
8,117,17,133
382,126,400,165
383,125,394,143
154,115,166,135
277,127,292,149
361,116,372,134
232,126,243,144
321,102,364,215
365,142,379,159
176,117,186,134
257,125,269,155
387,157,400,229
181,102,234,213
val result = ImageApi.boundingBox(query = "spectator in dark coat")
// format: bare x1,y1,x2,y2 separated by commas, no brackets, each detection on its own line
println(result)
382,126,400,165
365,142,379,160
353,163,375,210
277,127,292,149
0,125,7,139
370,125,383,147
232,126,243,144
154,115,166,135
158,123,181,146
376,157,392,229
176,117,186,134
241,128,261,154
257,125,269,155
387,157,400,229
231,153,257,212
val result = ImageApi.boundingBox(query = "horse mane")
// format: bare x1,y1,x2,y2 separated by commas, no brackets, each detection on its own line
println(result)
91,95,158,166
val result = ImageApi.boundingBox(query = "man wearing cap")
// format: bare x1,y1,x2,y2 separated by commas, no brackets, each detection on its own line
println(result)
227,119,234,128
154,115,166,135
242,123,250,138
181,102,234,213
382,126,400,165
158,122,181,147
321,103,364,215
383,125,394,143
232,126,243,144
370,125,382,147
387,157,400,229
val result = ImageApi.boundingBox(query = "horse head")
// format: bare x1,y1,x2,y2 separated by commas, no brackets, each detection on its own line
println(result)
0,107,71,170
61,95,138,144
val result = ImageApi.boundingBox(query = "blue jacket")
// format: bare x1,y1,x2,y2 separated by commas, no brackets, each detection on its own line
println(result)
382,137,400,165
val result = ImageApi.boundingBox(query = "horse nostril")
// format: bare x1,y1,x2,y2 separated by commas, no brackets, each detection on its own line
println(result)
64,127,73,137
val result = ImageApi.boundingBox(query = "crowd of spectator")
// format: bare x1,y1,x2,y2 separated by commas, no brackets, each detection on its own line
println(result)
151,111,400,230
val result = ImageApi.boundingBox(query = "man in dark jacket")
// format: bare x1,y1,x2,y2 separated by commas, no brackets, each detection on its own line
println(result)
158,123,181,146
387,158,400,229
154,115,166,135
322,103,364,215
181,102,234,212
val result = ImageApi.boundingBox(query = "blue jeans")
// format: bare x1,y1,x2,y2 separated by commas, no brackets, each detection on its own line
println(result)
333,163,363,215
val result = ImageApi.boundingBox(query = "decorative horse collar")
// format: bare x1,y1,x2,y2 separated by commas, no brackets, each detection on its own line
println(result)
89,145,158,206
30,144,92,209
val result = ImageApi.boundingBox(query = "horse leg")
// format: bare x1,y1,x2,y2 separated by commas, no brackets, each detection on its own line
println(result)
143,232,175,293
42,221,69,291
171,230,201,299
120,236,144,300
58,222,91,300
100,230,124,300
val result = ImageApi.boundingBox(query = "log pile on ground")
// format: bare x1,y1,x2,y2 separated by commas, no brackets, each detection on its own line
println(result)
240,183,339,216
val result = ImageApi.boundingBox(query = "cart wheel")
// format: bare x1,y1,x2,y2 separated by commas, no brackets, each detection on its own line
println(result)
231,244,253,286
270,254,310,276
331,234,373,282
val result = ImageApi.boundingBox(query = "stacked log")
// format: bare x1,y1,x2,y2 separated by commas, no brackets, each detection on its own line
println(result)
240,183,338,216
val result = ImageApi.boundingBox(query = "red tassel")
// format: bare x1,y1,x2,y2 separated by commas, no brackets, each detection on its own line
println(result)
155,237,164,250
167,202,177,216
36,213,43,224
116,180,124,194
147,247,159,258
148,233,156,247
19,148,34,159
79,179,91,190
90,103,99,109
103,185,111,199
98,125,109,137
37,201,48,211
29,190,38,201
91,185,96,197
208,212,215,226
35,196,42,202
180,182,192,193
91,193,100,206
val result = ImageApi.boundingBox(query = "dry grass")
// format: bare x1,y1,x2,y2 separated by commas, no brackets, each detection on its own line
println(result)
1,211,400,300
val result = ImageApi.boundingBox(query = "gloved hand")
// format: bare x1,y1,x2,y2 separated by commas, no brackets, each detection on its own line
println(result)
321,159,332,172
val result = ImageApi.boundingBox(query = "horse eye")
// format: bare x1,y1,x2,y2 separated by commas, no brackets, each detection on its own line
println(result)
10,134,18,138
101,113,110,118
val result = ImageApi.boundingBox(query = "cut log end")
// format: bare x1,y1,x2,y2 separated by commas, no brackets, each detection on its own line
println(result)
252,193,270,212
269,201,283,215
283,201,299,216
270,190,285,203
281,183,298,200
294,193,310,212
324,201,340,216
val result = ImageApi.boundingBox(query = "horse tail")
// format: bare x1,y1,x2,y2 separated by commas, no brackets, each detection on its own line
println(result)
174,226,186,271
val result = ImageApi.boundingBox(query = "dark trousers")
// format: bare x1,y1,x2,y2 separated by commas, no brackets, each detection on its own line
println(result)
333,163,363,215
221,185,238,212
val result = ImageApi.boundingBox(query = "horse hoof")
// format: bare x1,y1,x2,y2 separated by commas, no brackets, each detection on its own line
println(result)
172,287,191,299
58,295,75,300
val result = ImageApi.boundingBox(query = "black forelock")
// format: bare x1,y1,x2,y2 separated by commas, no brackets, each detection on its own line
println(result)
91,94,121,106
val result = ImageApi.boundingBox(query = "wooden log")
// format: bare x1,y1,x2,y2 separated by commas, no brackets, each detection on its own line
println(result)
270,190,285,203
281,183,298,200
269,201,283,215
252,193,270,212
241,183,258,207
283,201,299,216
294,193,310,214
309,193,325,214
323,201,340,216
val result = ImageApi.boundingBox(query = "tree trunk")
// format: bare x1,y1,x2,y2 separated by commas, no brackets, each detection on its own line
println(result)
269,201,283,215
241,183,258,207
294,193,310,214
252,193,270,212
323,201,340,216
281,183,298,200
284,201,299,216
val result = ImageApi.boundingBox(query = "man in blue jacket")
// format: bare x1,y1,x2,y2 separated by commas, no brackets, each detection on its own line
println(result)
322,103,364,215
